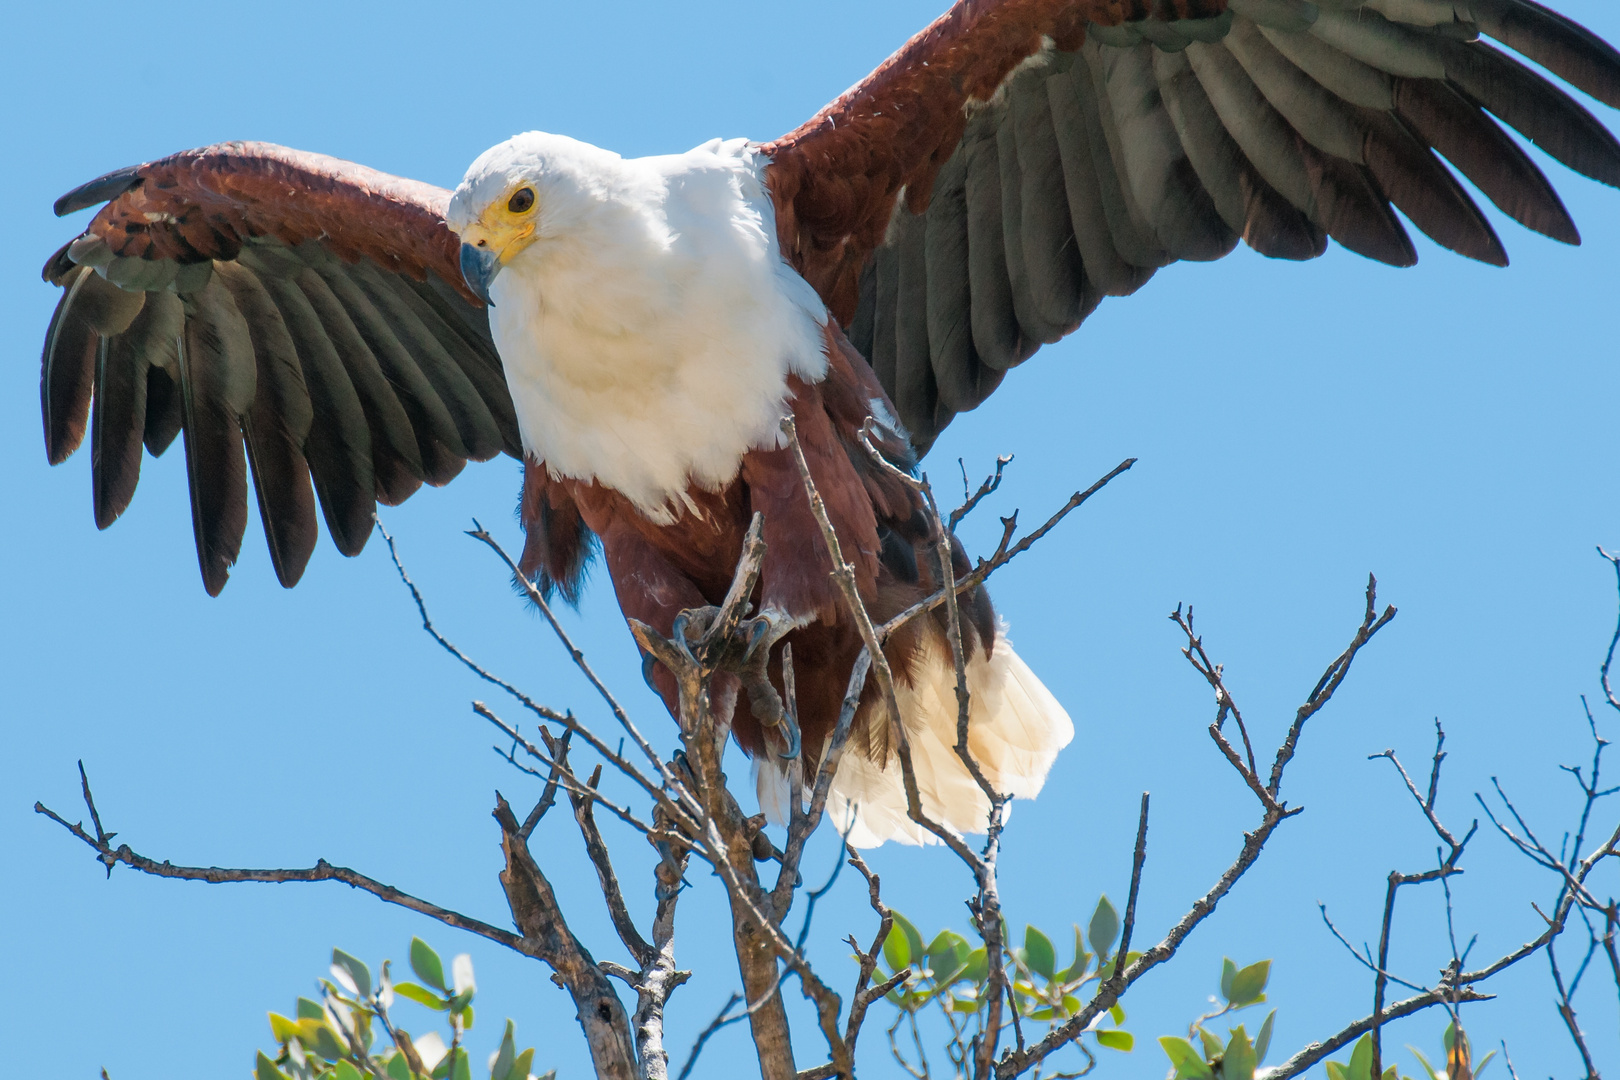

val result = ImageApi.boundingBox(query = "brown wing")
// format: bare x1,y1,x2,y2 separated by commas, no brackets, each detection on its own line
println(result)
763,0,1620,453
39,142,521,594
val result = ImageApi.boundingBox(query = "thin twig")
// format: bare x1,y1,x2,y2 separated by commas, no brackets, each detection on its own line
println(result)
36,769,525,952
676,994,743,1080
876,458,1136,643
466,520,675,790
378,519,700,828
950,454,1013,531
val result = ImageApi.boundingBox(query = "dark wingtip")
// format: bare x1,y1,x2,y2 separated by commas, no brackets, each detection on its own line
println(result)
54,165,143,217
41,240,76,284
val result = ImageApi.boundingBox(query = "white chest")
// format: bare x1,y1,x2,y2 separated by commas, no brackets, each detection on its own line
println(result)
487,142,828,522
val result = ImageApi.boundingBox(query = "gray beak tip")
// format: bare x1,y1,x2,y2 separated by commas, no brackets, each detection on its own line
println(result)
460,242,502,306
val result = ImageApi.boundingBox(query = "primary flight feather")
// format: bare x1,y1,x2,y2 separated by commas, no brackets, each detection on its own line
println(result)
36,0,1620,845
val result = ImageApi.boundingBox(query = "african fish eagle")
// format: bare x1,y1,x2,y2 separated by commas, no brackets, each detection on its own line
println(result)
36,0,1620,845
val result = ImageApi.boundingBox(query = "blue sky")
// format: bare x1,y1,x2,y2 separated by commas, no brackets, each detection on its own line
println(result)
4,2,1618,1077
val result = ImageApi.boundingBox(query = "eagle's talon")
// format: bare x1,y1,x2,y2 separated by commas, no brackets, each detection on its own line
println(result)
776,713,801,760
739,606,798,665
641,651,662,695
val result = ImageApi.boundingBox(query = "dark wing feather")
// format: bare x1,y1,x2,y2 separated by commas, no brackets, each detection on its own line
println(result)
39,142,523,593
213,262,320,588
178,277,257,596
763,0,1620,453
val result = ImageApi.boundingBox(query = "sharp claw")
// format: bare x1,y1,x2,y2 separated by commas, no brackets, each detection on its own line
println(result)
743,617,770,663
642,652,661,695
672,610,693,645
778,713,801,761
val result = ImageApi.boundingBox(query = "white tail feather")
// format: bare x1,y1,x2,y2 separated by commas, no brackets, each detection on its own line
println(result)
753,625,1073,847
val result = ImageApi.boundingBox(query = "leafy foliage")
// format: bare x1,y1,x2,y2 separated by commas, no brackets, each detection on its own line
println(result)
256,940,550,1080
874,897,1139,1076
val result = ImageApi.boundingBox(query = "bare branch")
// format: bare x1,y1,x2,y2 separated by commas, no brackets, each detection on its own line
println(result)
1110,794,1151,984
1317,904,1429,994
782,415,983,869
1369,720,1471,851
1266,984,1494,1080
677,994,743,1080
520,728,573,840
1268,575,1397,798
950,454,1013,531
473,702,676,847
999,584,1394,1077
36,766,528,952
772,649,872,920
569,762,656,968
379,519,700,830
875,458,1137,643
467,520,674,790
1599,547,1620,715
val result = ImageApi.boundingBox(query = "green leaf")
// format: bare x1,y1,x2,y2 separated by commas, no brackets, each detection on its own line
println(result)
1088,897,1119,958
491,1019,516,1080
510,1048,535,1080
1476,1049,1498,1079
269,1013,300,1044
1349,1033,1375,1080
961,947,989,986
893,912,924,969
926,930,967,963
1224,1026,1257,1080
411,938,447,992
1228,960,1271,1006
882,921,911,973
1382,1068,1400,1080
395,983,448,1010
1409,1046,1442,1080
297,997,326,1021
332,949,373,1000
1327,1063,1349,1080
1096,1029,1134,1051
333,1062,364,1080
1220,957,1238,1001
1024,926,1056,980
927,932,969,983
951,994,982,1014
1254,1009,1276,1065
317,1025,349,1062
1198,1028,1225,1062
386,1053,413,1080
459,1004,475,1030
1158,1037,1214,1080
256,1052,292,1080
452,1047,472,1080
1059,926,1091,983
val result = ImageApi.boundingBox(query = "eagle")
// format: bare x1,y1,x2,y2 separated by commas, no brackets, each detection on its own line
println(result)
37,0,1620,845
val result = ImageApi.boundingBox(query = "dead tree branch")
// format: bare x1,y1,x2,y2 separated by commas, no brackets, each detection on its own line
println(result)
36,764,524,951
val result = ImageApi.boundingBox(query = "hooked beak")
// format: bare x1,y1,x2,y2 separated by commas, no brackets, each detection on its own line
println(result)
460,243,502,306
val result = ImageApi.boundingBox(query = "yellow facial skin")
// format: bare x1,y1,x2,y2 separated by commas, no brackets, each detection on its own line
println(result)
457,186,539,303
461,186,540,265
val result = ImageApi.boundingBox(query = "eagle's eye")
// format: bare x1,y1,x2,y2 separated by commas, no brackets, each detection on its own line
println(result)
507,187,536,214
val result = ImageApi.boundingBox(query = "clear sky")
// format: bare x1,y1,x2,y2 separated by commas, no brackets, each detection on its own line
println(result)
4,2,1618,1077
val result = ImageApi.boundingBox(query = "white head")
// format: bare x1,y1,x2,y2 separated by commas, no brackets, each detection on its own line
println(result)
446,131,624,302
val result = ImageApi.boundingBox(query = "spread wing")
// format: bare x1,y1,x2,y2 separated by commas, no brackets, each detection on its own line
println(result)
763,0,1620,452
39,142,521,594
